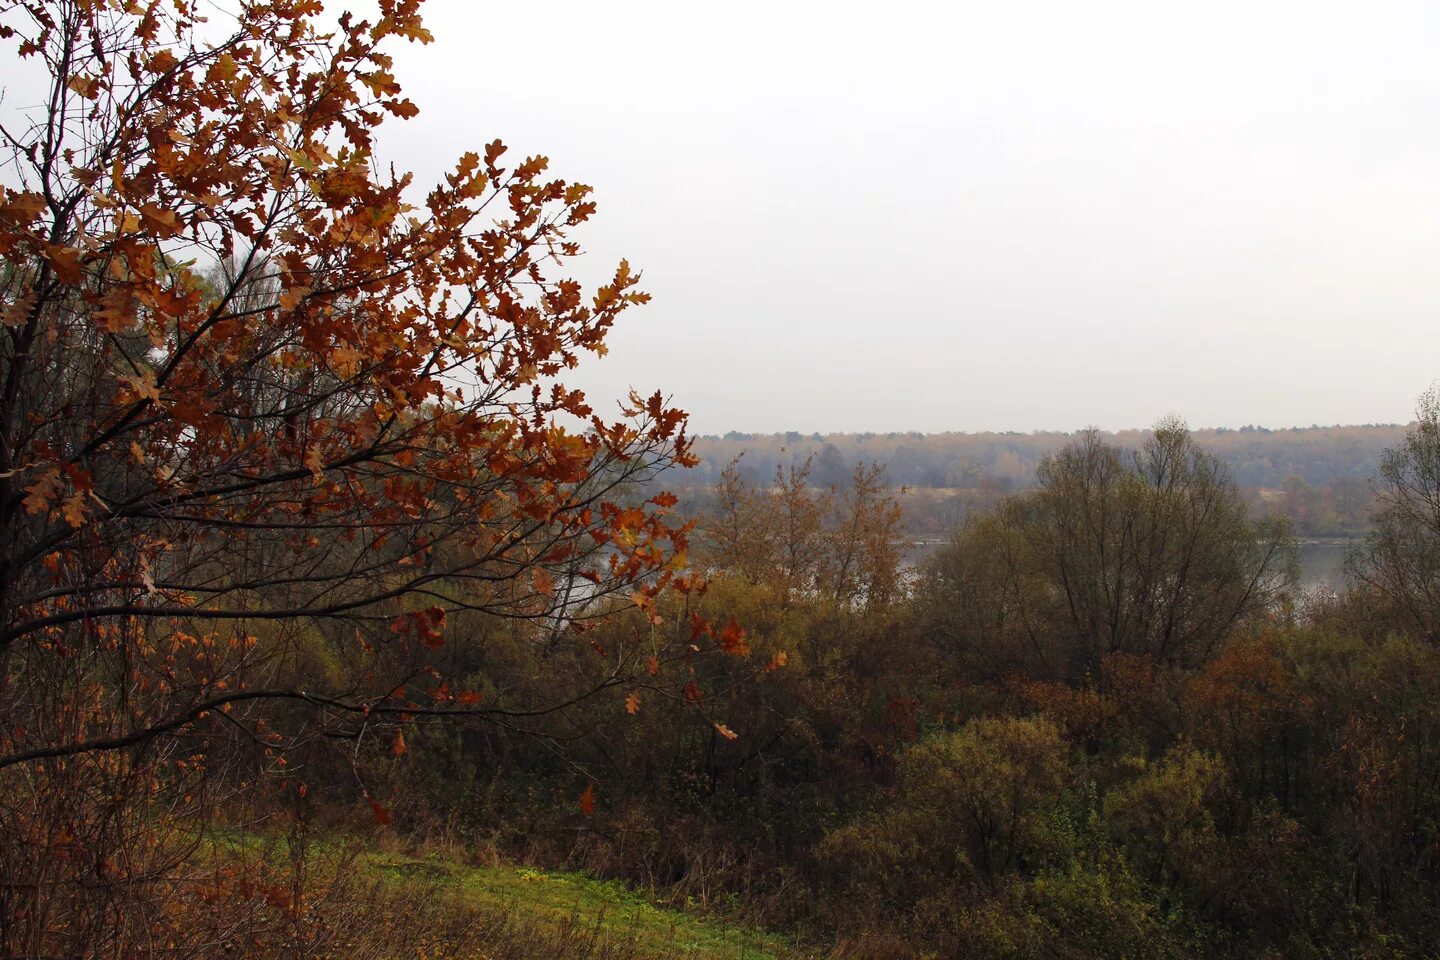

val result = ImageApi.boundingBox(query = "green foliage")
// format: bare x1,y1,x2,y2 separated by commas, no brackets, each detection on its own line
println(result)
918,422,1296,679
1350,386,1440,640
816,718,1073,944
814,717,1216,959
947,856,1192,960
1103,746,1227,885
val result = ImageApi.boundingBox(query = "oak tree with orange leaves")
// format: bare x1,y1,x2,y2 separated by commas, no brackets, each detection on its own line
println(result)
0,0,708,951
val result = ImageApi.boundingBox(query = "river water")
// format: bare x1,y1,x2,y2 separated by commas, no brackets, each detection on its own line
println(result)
903,539,1359,594
1295,541,1355,593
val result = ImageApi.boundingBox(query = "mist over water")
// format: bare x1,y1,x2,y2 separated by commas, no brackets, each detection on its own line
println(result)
1297,540,1354,593
905,538,1357,594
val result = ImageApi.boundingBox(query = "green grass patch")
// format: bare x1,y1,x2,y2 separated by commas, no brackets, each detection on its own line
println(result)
364,852,802,960
202,829,806,959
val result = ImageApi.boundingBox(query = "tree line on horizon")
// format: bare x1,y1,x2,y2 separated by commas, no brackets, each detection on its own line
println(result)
671,425,1404,539
685,423,1407,490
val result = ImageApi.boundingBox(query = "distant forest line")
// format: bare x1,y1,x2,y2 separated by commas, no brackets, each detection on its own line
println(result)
674,424,1410,538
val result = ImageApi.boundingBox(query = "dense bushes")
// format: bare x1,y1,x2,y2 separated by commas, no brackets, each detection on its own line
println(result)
806,631,1440,958
915,423,1295,680
21,410,1439,957
327,419,1440,958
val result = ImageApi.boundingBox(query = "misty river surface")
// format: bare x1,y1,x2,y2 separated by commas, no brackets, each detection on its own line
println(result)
903,539,1358,595
1295,541,1355,593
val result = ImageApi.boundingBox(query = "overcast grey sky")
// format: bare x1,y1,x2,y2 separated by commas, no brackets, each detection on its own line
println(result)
66,1,1440,433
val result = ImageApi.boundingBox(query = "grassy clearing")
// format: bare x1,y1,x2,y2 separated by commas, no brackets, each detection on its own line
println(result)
204,830,806,960
365,853,803,960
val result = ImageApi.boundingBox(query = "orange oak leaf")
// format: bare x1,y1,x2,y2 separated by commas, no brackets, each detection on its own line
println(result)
0,190,45,225
367,796,393,827
119,371,161,403
60,491,87,529
484,138,507,172
2,291,36,328
279,285,310,311
66,74,100,99
718,616,749,657
138,203,180,235
45,246,82,285
22,468,62,515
